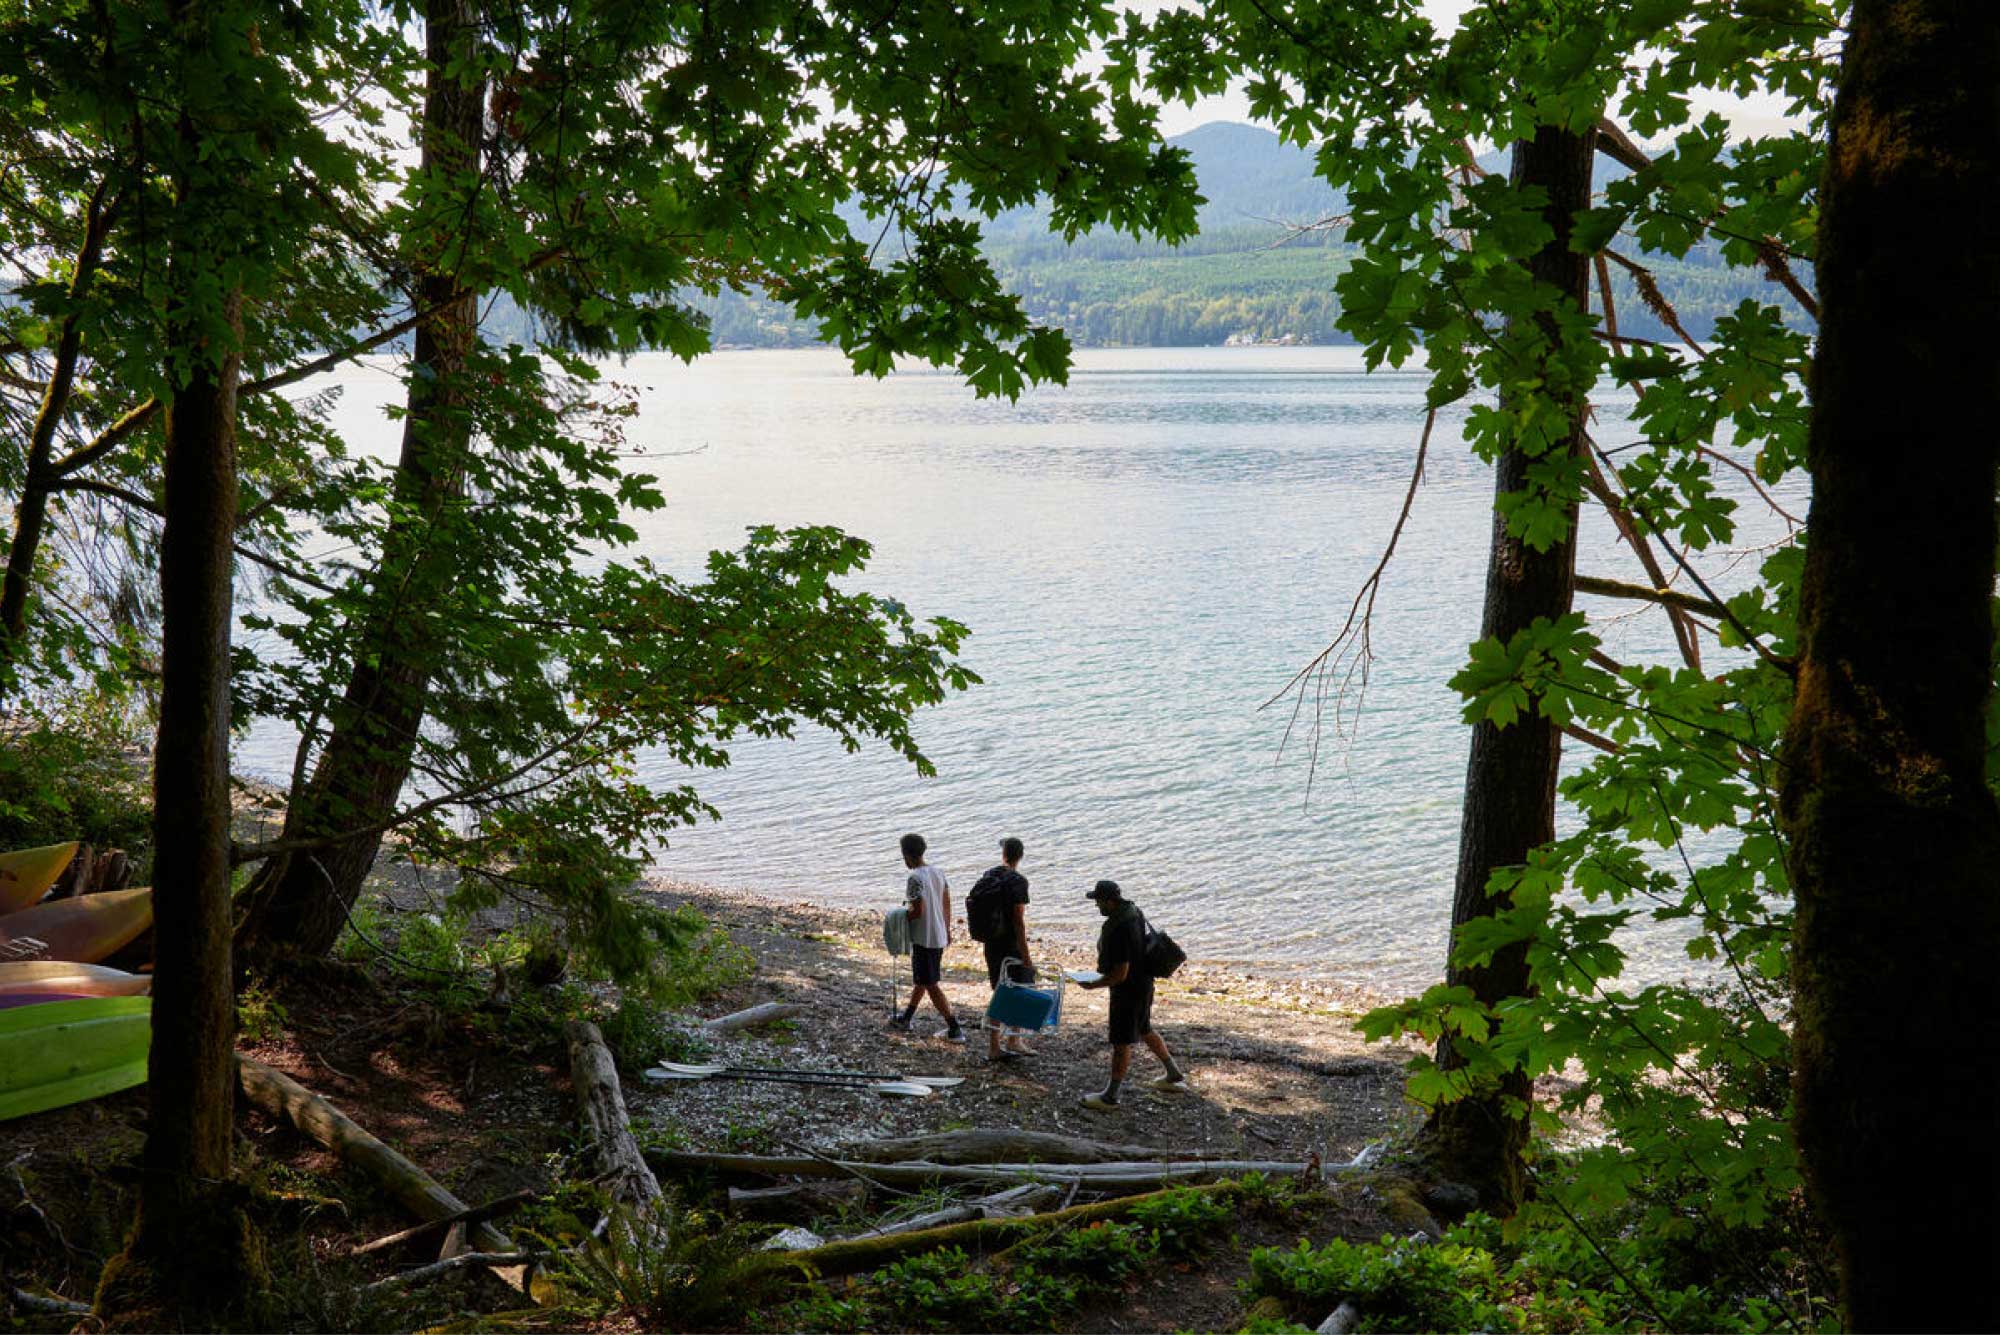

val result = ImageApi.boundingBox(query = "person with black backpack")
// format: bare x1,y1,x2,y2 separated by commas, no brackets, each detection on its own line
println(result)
966,836,1036,1062
1074,879,1190,1110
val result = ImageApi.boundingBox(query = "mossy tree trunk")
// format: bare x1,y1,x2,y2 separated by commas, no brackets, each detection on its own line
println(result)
1422,122,1596,1215
238,0,484,961
1781,2,2000,1328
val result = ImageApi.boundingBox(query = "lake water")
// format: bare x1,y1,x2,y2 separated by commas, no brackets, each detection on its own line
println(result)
238,346,1794,996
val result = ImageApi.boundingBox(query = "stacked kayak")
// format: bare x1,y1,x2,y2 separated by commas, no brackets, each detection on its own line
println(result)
0,843,156,1120
0,842,81,913
0,995,152,1120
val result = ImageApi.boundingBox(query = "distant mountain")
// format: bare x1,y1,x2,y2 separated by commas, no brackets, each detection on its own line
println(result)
1170,121,1344,230
562,122,1805,351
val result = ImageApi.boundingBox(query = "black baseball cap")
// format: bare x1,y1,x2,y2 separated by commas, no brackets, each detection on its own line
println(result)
1086,879,1123,901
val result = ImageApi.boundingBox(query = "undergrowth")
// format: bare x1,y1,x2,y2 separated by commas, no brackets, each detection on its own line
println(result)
1241,1205,1834,1334
761,1185,1243,1334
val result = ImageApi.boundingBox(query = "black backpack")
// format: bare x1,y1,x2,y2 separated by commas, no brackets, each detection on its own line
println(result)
965,866,1013,944
1143,924,1187,979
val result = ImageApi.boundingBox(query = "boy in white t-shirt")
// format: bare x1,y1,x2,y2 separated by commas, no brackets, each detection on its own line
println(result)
888,832,966,1041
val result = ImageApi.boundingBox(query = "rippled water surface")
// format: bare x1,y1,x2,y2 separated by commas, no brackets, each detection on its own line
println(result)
239,347,1791,995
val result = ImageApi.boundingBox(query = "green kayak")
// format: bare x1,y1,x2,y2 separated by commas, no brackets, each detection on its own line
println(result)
0,994,151,1121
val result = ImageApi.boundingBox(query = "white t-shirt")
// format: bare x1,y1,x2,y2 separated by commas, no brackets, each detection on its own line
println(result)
904,865,950,949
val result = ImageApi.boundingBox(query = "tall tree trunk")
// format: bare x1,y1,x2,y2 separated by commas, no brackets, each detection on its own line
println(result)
1421,123,1596,1214
124,46,251,1283
1782,2,2000,1328
238,0,483,961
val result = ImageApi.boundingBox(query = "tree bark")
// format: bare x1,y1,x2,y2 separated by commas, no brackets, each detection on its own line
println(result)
129,245,245,1278
1422,122,1596,1215
1781,4,2000,1329
238,0,484,960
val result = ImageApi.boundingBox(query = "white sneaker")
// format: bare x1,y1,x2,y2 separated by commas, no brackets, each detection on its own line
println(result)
1079,1092,1120,1112
1152,1073,1193,1091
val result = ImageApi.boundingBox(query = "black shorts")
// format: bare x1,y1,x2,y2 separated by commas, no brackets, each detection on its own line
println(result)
984,939,1035,987
1107,980,1154,1045
911,944,943,985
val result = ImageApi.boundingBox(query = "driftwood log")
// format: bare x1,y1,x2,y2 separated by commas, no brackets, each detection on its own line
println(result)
748,1181,1243,1278
648,1149,1305,1193
699,1001,804,1035
1318,1300,1362,1334
236,1056,511,1254
840,1183,1060,1241
837,1128,1228,1165
10,1289,90,1317
565,1020,664,1217
728,1179,868,1221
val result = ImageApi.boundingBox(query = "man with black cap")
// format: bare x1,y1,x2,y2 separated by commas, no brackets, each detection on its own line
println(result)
1074,879,1189,1110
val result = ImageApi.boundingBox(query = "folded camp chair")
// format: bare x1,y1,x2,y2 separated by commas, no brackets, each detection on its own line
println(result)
985,957,1065,1033
881,905,911,1019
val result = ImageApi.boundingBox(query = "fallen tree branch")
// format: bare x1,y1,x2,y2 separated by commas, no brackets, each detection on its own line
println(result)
700,1001,804,1035
10,1288,90,1317
837,1128,1224,1166
357,1251,534,1298
841,1183,1061,1242
747,1181,1244,1278
350,1189,536,1257
646,1150,1305,1192
236,1055,511,1254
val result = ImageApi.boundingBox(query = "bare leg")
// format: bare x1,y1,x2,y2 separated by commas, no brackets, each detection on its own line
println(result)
1141,1029,1186,1082
1110,1043,1134,1083
924,983,956,1025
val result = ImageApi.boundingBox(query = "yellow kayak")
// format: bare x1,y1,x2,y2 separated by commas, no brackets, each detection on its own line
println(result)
0,842,80,914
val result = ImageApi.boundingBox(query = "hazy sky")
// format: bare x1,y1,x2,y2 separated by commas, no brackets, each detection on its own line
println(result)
1135,0,1808,142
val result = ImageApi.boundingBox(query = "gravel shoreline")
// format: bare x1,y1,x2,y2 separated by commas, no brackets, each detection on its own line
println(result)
631,877,1426,1165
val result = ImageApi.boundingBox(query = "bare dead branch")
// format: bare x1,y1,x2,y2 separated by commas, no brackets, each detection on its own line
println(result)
1262,407,1435,799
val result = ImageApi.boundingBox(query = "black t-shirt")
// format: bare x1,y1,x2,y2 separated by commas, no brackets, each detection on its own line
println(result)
977,865,1030,948
1096,902,1149,992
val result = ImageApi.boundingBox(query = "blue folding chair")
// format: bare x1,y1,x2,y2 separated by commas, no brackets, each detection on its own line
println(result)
985,958,1065,1033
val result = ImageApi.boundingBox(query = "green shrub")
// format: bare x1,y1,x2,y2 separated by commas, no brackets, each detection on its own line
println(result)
1017,1220,1150,1285
1244,1233,1505,1333
871,1247,1006,1332
237,983,290,1044
1130,1185,1238,1257
597,995,709,1072
872,1247,1081,1332
531,1192,774,1330
0,695,151,862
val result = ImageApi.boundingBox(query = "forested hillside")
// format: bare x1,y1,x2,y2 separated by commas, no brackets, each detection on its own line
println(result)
675,120,1807,350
